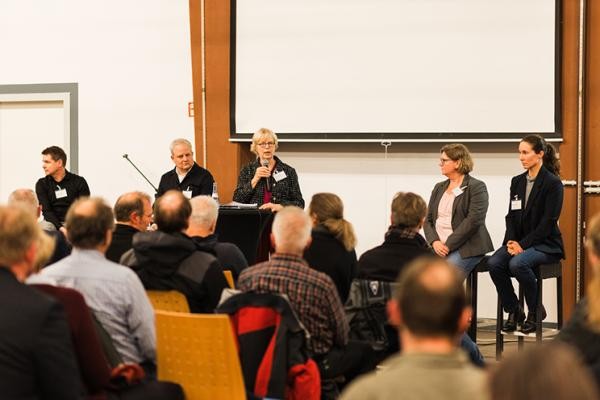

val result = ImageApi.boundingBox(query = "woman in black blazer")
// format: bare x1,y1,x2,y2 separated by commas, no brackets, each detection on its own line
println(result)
424,144,494,278
489,135,564,334
303,192,357,303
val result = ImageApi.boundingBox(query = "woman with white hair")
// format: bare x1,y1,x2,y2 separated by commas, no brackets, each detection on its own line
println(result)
233,128,304,211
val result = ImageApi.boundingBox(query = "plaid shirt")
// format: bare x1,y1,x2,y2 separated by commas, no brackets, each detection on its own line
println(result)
237,253,349,355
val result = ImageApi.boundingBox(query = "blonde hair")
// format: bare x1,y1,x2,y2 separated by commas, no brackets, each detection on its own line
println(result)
586,213,600,327
440,143,474,174
0,205,41,266
391,192,427,228
250,128,279,155
309,193,356,251
32,232,56,272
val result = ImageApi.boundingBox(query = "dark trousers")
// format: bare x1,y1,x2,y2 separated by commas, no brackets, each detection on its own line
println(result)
488,246,560,313
317,340,377,383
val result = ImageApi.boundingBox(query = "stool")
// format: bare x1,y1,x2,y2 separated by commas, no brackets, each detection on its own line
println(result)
465,256,490,342
495,262,563,360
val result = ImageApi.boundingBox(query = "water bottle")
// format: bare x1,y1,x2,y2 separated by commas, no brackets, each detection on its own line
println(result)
211,182,219,205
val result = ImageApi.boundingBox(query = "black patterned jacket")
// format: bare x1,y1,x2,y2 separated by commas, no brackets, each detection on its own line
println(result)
233,156,304,208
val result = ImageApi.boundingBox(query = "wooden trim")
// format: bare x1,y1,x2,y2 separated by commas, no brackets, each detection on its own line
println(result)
189,0,205,166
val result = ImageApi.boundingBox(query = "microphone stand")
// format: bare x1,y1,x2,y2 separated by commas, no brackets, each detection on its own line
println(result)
122,154,158,193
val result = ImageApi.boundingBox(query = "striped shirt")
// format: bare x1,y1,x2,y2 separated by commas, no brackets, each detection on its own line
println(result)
237,253,349,355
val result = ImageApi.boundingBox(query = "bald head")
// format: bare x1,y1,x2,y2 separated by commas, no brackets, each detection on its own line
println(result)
8,189,40,218
65,197,114,249
271,206,312,254
395,256,467,338
114,191,152,231
154,190,191,233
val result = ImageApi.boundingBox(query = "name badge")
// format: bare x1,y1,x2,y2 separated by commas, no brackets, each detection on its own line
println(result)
273,170,287,182
452,186,464,197
511,199,522,210
55,188,67,199
182,190,193,199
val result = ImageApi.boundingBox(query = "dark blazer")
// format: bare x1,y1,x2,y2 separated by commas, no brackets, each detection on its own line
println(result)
106,223,140,263
504,165,564,257
303,226,358,303
424,174,494,258
156,162,214,199
233,156,305,208
0,268,82,399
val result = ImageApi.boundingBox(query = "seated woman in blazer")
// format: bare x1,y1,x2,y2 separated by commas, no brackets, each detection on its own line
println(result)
424,143,494,278
489,134,564,334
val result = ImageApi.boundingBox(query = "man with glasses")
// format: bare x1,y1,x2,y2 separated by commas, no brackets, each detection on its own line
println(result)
156,138,214,199
233,128,304,211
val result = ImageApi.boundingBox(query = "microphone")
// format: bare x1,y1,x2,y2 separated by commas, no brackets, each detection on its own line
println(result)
262,159,271,191
122,154,159,192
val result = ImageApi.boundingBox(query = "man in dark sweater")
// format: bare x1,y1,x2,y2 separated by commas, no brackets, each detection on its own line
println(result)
106,191,153,263
156,138,214,199
121,190,229,313
186,195,248,279
35,145,90,229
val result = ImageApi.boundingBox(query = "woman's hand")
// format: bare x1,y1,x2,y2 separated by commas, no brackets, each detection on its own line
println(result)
432,240,449,257
259,202,283,212
251,165,271,188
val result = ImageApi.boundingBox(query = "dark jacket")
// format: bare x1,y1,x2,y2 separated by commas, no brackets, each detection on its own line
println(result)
504,165,564,257
156,162,214,199
357,227,432,282
191,234,248,280
0,268,82,399
233,156,305,208
120,231,229,313
424,174,494,258
106,224,140,263
304,226,357,303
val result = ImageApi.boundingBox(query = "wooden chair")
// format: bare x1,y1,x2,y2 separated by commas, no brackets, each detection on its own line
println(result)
146,290,190,313
155,311,246,400
223,270,235,289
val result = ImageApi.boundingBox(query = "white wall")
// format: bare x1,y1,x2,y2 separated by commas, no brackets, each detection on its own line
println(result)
0,0,194,202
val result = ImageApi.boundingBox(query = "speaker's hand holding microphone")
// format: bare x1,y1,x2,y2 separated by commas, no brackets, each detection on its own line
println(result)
251,158,272,189
261,159,272,191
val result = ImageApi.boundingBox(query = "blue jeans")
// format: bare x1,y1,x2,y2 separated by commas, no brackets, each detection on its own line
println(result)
488,246,560,313
447,251,483,280
460,333,485,368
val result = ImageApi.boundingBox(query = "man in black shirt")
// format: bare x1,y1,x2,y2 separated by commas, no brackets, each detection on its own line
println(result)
35,146,90,229
156,138,214,199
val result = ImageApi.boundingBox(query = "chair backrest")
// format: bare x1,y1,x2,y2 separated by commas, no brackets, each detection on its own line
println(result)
147,290,190,313
155,311,246,400
223,270,235,289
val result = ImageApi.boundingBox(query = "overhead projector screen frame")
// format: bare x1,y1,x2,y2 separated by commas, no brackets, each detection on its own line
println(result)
229,0,563,142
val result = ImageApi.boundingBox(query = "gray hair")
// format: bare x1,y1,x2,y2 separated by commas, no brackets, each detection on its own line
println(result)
170,138,193,154
272,206,311,253
7,189,39,217
189,195,219,228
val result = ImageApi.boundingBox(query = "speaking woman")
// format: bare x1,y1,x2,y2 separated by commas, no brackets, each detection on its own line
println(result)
489,134,564,334
233,128,304,211
424,143,494,278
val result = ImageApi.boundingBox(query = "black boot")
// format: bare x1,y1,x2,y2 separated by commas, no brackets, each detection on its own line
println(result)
502,306,526,332
520,305,547,334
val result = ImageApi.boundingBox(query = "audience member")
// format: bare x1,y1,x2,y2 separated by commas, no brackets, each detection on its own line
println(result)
35,145,90,229
35,197,156,372
121,190,229,312
186,195,248,280
106,191,153,263
488,343,598,400
357,192,430,281
0,205,82,399
304,192,358,303
237,206,375,395
341,256,487,400
556,212,600,387
424,143,493,277
8,188,71,266
489,134,564,334
156,138,214,199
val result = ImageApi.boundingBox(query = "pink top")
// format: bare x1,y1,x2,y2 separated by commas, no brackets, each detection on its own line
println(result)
435,191,455,243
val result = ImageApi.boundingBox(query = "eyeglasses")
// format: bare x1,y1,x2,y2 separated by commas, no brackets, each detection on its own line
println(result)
439,158,453,164
257,142,275,148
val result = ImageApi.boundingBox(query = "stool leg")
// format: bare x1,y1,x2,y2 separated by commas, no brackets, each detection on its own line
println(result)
557,276,563,329
518,284,524,350
467,271,478,342
536,276,543,343
496,296,503,360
